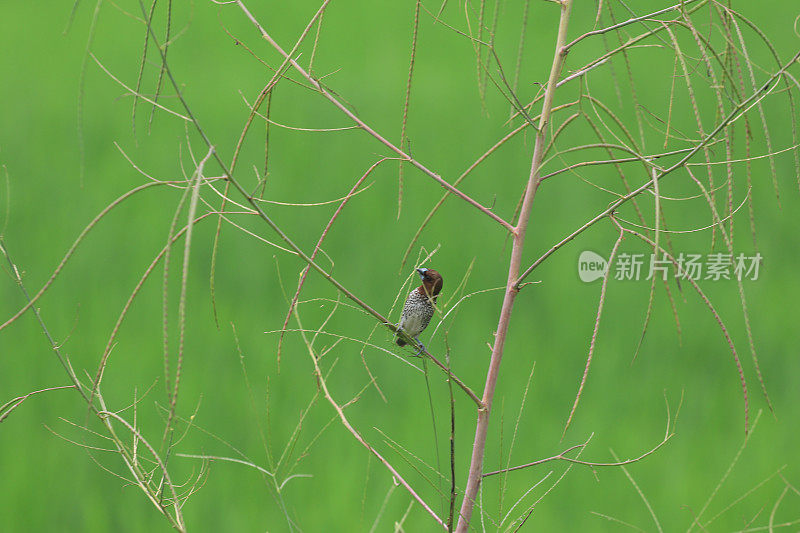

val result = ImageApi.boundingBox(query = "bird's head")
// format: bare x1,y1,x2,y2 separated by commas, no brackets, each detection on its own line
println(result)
416,267,443,297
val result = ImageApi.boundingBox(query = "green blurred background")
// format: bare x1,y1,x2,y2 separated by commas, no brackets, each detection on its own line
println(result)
1,1,799,531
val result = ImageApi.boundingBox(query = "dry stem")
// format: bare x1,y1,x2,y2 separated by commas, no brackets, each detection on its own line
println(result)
455,1,573,530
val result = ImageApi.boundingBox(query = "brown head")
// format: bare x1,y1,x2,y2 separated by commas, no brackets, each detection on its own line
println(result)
416,268,443,300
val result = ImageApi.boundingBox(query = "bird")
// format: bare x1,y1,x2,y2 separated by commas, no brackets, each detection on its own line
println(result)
396,267,443,352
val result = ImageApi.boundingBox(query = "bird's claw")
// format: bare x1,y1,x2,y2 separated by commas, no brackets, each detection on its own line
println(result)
414,341,426,356
402,340,426,358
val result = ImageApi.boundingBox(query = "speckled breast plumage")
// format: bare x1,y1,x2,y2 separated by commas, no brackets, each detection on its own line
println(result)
398,289,435,342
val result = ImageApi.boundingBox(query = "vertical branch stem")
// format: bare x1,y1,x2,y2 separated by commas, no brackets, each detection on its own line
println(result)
455,2,573,530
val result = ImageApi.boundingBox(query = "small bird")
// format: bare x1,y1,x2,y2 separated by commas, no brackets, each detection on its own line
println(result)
396,267,444,351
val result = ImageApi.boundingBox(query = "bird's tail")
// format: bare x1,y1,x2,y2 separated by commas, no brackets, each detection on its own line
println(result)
395,336,407,347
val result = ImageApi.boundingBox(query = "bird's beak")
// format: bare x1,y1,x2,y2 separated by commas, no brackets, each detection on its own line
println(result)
416,268,427,279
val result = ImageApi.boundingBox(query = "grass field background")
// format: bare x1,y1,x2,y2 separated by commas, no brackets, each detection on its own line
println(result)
1,1,799,530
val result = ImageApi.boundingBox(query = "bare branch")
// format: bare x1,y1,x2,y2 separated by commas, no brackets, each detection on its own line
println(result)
232,0,515,234
456,2,574,530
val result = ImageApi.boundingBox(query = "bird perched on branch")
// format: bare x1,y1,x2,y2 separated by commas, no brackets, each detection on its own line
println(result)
396,267,443,351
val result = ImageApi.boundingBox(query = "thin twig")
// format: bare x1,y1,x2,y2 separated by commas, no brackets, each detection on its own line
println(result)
516,45,800,287
233,0,515,234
